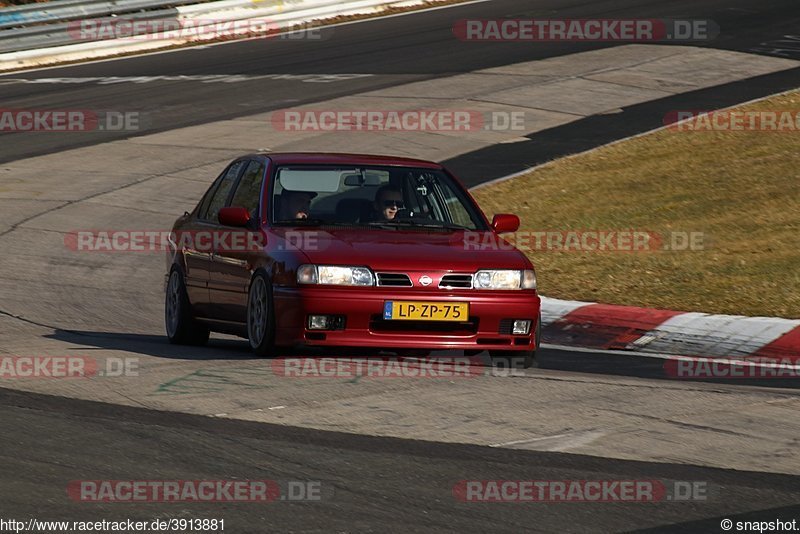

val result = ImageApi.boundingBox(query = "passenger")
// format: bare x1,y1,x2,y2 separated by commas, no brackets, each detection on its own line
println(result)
278,190,316,220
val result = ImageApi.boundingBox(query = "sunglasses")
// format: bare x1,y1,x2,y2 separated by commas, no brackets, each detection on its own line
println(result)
382,200,405,208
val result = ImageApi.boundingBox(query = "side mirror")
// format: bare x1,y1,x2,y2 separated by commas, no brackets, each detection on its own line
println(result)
491,214,520,234
219,206,251,227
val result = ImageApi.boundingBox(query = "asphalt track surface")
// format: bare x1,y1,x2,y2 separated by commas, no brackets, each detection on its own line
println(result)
3,387,800,533
2,0,800,531
2,0,800,176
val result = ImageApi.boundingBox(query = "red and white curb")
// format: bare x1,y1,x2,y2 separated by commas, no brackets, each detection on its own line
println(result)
540,296,800,361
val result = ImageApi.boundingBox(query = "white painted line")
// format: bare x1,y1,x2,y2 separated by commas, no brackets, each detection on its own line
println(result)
0,74,373,85
490,432,573,447
491,429,606,450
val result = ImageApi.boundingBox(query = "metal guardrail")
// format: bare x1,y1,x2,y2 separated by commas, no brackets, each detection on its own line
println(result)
0,0,403,62
0,9,183,52
0,0,275,52
0,0,213,30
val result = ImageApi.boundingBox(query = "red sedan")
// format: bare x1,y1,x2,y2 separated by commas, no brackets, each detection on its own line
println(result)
165,153,541,367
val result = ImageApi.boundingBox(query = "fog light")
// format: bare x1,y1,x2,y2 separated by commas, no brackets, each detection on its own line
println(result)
512,320,531,335
307,315,345,330
308,315,331,330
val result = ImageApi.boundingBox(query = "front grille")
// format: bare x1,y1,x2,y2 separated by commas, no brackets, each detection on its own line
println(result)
376,272,413,287
498,318,515,335
369,314,479,334
439,274,473,289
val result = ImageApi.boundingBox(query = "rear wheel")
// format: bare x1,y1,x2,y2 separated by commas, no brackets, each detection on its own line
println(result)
247,272,276,357
398,349,431,358
165,269,209,346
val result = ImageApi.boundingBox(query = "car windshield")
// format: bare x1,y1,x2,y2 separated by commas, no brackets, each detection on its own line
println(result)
270,165,488,230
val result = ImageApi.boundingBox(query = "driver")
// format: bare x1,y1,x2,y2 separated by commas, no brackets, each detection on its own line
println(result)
371,185,404,221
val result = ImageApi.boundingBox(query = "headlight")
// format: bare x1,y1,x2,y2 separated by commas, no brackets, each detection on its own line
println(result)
474,269,536,290
296,264,374,286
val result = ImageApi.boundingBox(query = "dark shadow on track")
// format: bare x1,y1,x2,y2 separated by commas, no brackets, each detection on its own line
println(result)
537,347,800,390
45,329,258,361
43,329,800,389
446,66,800,186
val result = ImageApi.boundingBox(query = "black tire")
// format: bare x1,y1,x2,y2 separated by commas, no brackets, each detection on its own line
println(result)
490,350,536,369
247,271,276,357
398,349,432,358
165,268,210,346
491,313,540,370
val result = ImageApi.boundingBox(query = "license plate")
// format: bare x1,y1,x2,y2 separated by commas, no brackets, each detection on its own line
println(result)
383,301,469,321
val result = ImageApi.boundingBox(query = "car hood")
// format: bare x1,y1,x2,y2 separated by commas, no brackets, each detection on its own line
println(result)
268,227,531,271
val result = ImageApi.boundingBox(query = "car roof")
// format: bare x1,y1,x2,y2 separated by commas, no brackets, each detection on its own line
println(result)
252,152,443,169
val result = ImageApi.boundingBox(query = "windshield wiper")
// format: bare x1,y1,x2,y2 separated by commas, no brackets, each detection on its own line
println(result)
421,223,471,231
362,222,395,230
274,218,342,226
366,220,468,231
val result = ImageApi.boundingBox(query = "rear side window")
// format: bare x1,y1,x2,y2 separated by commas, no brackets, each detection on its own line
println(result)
230,160,265,218
200,160,246,222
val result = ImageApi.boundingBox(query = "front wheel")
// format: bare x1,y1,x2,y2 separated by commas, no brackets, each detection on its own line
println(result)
489,313,541,369
489,350,536,369
165,269,209,346
247,272,276,357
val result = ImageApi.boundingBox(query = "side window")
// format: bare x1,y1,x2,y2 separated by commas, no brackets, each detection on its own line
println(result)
404,171,479,229
230,160,265,218
437,180,475,228
202,160,246,222
196,176,223,220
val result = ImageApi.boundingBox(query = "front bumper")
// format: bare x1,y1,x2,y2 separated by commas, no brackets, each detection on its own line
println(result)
273,286,540,351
